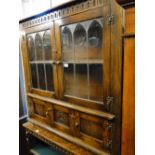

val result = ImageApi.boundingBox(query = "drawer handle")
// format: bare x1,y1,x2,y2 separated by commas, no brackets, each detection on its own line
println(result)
56,61,62,65
45,111,48,117
75,122,79,127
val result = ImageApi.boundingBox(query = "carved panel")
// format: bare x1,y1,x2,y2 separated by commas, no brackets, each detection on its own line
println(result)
102,120,113,150
54,110,69,127
32,99,54,126
34,102,46,117
80,118,102,140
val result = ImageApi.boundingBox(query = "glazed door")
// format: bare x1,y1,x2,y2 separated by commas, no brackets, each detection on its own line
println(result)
24,22,59,99
55,6,111,110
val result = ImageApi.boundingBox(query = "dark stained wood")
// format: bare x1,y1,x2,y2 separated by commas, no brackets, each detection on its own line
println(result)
116,0,135,5
19,117,28,155
109,0,125,154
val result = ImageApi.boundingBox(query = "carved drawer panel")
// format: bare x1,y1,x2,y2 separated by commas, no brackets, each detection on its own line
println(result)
28,94,115,153
31,98,54,126
53,105,71,134
54,109,69,127
79,113,113,152
80,118,102,140
34,101,46,117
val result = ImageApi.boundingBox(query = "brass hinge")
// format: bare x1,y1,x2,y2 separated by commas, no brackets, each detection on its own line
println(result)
107,15,114,25
103,138,112,149
104,96,114,111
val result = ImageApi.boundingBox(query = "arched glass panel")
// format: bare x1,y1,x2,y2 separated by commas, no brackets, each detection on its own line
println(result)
62,27,72,51
74,24,87,60
27,36,35,61
74,24,88,98
35,33,43,60
74,24,86,47
43,30,52,60
88,20,103,101
88,20,102,48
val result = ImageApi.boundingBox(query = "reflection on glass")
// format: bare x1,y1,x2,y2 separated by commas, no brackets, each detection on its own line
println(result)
74,24,86,47
38,64,46,90
30,64,38,88
88,20,102,48
27,36,35,61
74,24,87,60
88,20,103,59
62,27,72,51
64,64,74,96
89,64,103,101
45,64,54,91
61,26,73,61
75,64,88,99
35,33,43,60
43,30,52,60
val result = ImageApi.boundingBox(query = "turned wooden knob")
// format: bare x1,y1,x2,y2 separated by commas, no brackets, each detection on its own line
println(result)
75,122,79,127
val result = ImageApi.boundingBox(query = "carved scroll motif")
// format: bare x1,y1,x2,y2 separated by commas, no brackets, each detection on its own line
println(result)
102,120,113,150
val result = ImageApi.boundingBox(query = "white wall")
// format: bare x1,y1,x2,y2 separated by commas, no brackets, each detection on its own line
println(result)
51,0,74,7
20,0,74,19
21,0,51,18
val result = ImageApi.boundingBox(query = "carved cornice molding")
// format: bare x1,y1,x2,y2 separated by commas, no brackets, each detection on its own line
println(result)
20,0,108,29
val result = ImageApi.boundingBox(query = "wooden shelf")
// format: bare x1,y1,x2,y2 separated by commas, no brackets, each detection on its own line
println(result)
24,121,110,155
27,93,115,120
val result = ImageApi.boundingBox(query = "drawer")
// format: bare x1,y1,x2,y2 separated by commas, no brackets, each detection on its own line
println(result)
31,98,54,126
28,94,114,153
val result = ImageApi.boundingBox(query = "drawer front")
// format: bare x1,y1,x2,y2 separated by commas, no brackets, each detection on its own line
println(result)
31,98,54,126
52,106,113,152
29,97,113,153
